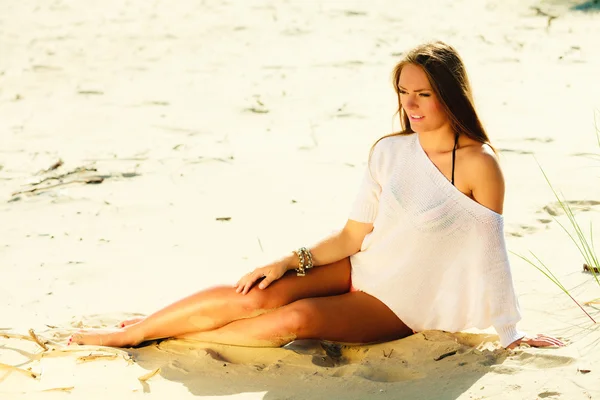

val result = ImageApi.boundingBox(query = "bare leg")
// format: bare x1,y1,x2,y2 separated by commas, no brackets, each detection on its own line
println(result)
178,292,413,347
70,258,351,347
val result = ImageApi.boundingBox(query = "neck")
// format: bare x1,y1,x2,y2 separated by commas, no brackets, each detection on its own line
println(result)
416,128,458,153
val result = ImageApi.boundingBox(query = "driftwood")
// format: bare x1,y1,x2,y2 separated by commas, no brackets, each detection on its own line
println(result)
28,329,49,351
42,387,75,392
11,162,140,199
12,176,104,196
583,264,600,274
138,367,161,382
28,166,97,187
434,350,458,361
0,362,39,379
76,353,118,363
37,159,64,175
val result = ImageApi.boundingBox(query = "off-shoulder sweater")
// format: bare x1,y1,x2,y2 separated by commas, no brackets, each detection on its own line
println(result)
349,133,525,348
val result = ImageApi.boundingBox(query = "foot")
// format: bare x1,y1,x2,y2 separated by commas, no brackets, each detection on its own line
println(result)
118,317,145,328
69,328,142,347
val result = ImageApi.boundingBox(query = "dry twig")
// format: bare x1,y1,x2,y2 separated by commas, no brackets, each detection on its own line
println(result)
138,367,161,382
37,159,64,175
13,176,104,196
28,329,49,351
584,264,600,274
434,349,458,361
0,362,39,379
1,332,37,343
44,346,132,361
42,386,74,392
76,353,118,363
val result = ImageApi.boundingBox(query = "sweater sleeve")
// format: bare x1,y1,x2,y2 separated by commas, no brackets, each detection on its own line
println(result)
495,323,526,348
480,215,526,348
348,142,384,223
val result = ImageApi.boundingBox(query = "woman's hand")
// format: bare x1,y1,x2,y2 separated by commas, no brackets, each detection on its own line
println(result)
234,259,290,295
507,334,565,349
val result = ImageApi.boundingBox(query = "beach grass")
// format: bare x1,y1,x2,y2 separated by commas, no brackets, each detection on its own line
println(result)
515,113,600,321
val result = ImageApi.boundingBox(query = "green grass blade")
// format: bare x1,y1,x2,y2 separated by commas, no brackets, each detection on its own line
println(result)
512,251,596,323
588,221,600,285
594,109,600,148
536,160,598,268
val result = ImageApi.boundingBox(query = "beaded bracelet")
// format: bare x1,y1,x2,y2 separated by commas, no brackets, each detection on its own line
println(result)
300,247,314,270
293,247,314,276
294,249,306,276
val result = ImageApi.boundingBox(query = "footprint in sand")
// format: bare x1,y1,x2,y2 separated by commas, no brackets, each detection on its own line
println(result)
541,200,600,217
331,362,424,382
507,224,541,237
353,364,424,382
538,391,562,399
509,351,575,369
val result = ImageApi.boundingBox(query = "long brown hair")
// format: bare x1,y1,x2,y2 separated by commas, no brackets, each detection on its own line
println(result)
372,41,493,153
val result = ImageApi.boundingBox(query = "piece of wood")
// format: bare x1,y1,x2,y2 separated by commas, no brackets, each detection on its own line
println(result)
77,353,118,363
583,264,600,274
434,350,458,361
578,368,591,374
42,386,74,392
0,362,39,379
138,367,161,382
1,333,36,342
28,329,48,351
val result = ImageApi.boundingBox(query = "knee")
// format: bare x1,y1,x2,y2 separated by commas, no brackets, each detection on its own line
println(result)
242,285,291,313
240,289,280,315
280,300,318,337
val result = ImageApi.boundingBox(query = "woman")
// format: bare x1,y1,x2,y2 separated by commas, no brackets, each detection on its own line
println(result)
70,41,563,350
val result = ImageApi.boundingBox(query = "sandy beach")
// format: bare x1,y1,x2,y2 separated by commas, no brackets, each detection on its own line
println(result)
1,0,600,398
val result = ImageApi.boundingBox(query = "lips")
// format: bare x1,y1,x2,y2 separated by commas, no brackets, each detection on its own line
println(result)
409,114,424,121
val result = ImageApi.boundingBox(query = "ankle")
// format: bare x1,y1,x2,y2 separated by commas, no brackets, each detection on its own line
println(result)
121,326,146,346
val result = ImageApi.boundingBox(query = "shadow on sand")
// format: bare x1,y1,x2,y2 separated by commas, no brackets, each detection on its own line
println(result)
126,331,513,400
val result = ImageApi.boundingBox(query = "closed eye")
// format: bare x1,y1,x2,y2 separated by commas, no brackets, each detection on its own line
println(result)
398,89,432,97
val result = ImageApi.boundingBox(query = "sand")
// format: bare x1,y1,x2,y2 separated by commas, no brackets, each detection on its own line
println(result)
1,0,599,398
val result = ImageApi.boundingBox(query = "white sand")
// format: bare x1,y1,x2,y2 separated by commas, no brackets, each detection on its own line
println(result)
1,0,599,398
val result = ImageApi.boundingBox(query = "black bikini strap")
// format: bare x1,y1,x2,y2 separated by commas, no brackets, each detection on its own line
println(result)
451,134,459,186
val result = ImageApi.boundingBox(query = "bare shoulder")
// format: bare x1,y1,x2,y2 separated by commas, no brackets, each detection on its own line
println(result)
462,142,505,214
462,142,503,179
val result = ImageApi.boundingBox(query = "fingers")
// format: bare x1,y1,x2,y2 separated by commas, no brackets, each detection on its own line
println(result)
258,276,272,290
534,334,565,347
523,334,566,348
234,265,284,294
238,278,255,295
235,270,266,294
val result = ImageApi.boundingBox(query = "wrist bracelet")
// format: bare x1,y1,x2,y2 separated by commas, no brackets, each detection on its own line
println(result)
300,247,314,269
293,249,306,276
294,247,314,276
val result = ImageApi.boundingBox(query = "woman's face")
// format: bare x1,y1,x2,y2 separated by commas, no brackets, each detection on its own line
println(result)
398,63,450,134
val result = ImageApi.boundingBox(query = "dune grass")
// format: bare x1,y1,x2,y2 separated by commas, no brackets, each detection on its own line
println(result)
512,251,596,322
515,112,600,322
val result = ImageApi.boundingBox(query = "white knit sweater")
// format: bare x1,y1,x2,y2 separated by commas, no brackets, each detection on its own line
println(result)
349,133,525,348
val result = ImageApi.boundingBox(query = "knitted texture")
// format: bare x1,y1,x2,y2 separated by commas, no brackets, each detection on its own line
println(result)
349,133,525,348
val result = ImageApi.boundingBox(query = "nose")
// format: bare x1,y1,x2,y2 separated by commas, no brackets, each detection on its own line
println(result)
403,95,418,110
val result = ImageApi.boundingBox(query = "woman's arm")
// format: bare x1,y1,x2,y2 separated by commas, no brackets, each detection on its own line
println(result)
236,140,385,294
280,219,374,270
469,146,565,349
235,219,373,294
